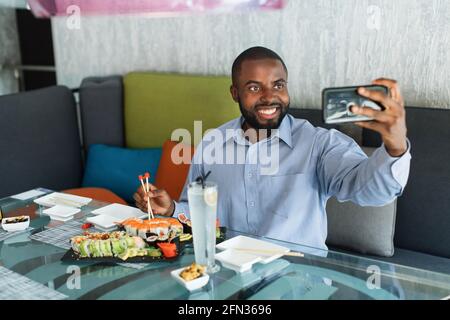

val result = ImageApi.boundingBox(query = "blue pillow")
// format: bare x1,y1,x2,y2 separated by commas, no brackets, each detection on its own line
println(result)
82,144,162,203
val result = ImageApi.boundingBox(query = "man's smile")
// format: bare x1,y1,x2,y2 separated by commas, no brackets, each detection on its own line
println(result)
256,106,281,120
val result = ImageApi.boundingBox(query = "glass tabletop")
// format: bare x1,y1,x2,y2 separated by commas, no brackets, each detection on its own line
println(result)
0,190,449,300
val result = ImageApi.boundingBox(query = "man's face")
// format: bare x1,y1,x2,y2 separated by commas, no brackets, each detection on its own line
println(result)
231,58,290,130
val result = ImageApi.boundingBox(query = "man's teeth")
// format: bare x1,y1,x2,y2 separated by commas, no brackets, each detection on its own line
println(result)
258,108,277,115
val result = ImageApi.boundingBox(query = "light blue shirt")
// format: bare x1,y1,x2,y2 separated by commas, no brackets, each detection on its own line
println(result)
174,114,411,250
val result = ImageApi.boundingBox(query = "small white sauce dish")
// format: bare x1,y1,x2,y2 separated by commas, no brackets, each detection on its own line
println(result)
170,266,210,291
215,249,262,273
1,215,30,232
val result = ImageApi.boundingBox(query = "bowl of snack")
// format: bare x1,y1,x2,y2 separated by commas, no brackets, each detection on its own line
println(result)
171,263,209,291
1,215,30,232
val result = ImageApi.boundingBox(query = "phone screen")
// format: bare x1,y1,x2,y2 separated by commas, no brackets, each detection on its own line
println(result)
322,85,388,124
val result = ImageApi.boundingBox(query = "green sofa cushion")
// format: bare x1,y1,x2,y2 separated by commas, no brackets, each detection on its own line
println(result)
124,72,241,148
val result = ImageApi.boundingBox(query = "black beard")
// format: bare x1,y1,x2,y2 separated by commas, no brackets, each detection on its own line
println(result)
238,100,289,130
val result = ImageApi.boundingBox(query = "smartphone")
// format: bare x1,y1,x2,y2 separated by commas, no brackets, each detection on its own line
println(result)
322,85,388,124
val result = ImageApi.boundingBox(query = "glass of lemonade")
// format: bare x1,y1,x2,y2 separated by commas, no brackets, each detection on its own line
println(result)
187,180,220,273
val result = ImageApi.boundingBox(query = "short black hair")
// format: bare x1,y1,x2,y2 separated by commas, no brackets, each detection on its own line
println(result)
231,46,288,85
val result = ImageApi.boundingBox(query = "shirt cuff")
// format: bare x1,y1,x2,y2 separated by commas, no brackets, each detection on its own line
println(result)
380,139,412,189
172,200,190,219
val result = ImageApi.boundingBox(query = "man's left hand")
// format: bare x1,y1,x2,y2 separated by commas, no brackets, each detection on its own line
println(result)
351,78,408,157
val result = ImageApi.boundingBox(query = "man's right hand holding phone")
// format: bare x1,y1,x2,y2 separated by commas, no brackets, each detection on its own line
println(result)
351,78,408,157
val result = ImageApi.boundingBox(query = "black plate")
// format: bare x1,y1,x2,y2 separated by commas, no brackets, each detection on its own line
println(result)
60,227,227,264
177,227,227,248
61,236,185,264
60,248,179,264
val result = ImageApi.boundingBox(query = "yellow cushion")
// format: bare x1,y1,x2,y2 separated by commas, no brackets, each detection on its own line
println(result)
124,72,240,148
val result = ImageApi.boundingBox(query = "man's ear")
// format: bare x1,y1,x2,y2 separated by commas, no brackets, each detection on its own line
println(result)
230,85,239,103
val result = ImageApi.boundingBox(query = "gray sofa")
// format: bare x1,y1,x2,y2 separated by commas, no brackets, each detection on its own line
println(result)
0,86,83,195
289,108,450,274
1,77,449,275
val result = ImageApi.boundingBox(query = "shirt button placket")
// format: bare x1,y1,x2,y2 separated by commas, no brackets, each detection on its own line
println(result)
245,145,258,233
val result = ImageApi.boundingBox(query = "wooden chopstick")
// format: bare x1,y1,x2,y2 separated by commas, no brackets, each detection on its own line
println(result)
139,175,153,220
231,248,304,257
50,197,83,208
144,173,154,219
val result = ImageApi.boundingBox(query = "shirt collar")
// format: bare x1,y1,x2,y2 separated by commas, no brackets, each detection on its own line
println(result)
223,114,294,148
275,114,293,148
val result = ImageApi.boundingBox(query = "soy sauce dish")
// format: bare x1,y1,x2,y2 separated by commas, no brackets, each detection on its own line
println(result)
1,215,30,232
171,263,209,291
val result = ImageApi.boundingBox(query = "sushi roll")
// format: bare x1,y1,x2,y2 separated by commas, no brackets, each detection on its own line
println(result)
131,221,143,236
158,234,169,241
124,236,135,248
121,218,141,236
79,240,91,258
138,223,151,239
110,231,126,239
177,213,192,234
120,220,129,233
111,238,125,256
177,213,189,224
70,236,86,253
100,239,113,257
145,233,159,246
122,220,134,235
167,218,183,236
133,236,146,249
73,231,152,259
90,240,102,257
121,217,188,241
154,220,170,239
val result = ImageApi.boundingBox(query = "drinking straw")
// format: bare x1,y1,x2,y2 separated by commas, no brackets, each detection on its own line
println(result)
195,170,212,189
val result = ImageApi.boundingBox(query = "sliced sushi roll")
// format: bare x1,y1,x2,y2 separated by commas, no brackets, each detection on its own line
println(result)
167,218,183,236
132,221,143,236
145,233,159,246
125,236,136,248
121,223,131,234
177,213,190,224
111,238,125,256
73,231,152,259
100,239,113,257
110,231,126,239
70,236,86,253
153,221,170,240
158,234,169,242
79,240,91,258
133,236,146,249
90,240,102,257
137,224,151,239
177,213,192,234
121,217,188,240
88,240,95,256
121,218,142,236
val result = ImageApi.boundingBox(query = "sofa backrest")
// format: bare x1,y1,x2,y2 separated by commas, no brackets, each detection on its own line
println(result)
123,72,241,148
363,107,450,259
79,76,125,152
292,107,450,259
0,86,83,198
